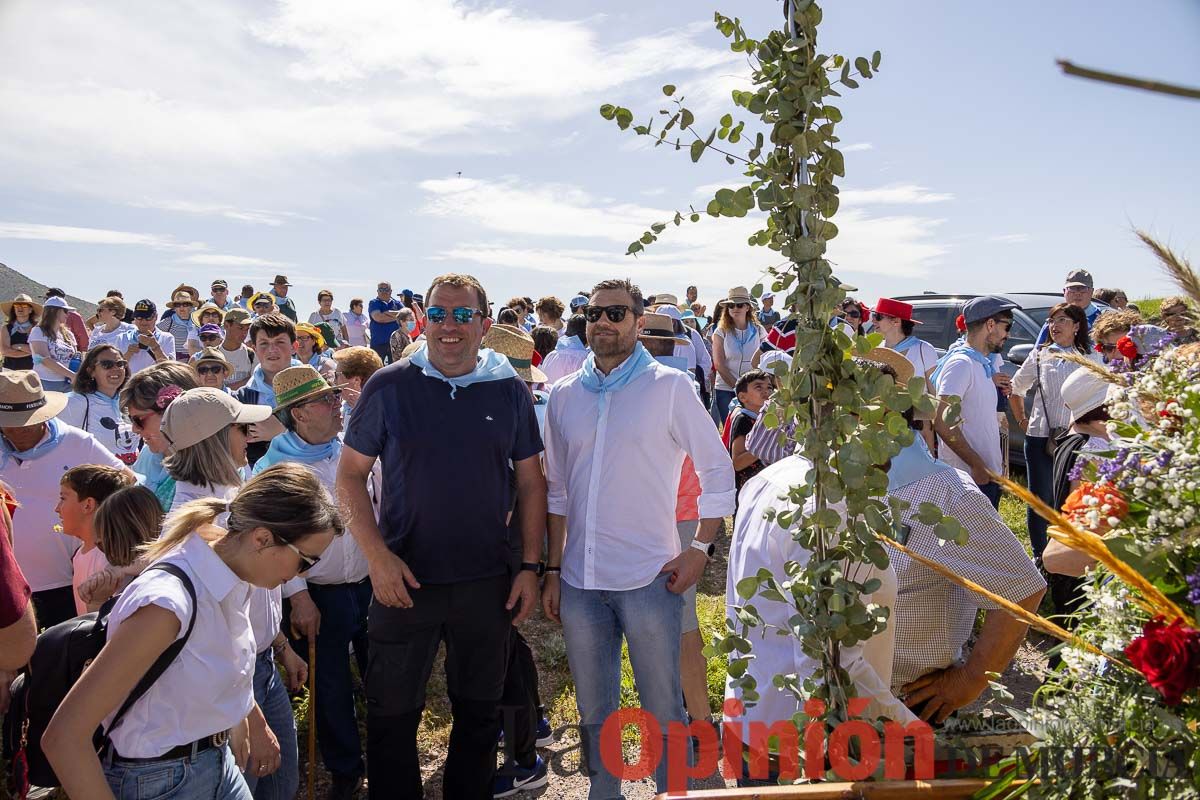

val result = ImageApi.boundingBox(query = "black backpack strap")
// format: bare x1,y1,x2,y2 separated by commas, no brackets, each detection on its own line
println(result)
103,563,198,738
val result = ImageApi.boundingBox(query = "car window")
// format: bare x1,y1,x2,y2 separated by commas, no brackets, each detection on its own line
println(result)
1022,306,1051,331
911,304,957,351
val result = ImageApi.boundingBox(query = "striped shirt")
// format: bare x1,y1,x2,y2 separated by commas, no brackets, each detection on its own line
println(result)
1009,346,1104,437
157,313,195,354
889,469,1045,691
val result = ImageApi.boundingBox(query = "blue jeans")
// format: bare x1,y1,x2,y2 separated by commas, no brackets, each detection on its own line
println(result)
289,581,370,779
711,388,735,428
560,572,686,799
244,651,299,800
1023,435,1053,559
104,744,251,800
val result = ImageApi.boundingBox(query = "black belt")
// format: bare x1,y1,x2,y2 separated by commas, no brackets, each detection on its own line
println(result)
113,730,229,764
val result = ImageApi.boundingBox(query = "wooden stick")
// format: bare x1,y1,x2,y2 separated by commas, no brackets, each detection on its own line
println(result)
307,636,316,800
1056,60,1200,101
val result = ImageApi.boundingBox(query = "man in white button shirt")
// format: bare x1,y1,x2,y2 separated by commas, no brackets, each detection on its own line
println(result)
543,278,736,798
254,365,373,800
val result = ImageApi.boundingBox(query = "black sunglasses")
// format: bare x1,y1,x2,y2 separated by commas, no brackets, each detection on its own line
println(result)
196,364,226,376
275,534,320,573
96,359,128,370
583,305,636,323
843,308,862,319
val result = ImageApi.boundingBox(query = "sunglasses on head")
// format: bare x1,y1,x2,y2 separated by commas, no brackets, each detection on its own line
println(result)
583,304,635,323
196,364,226,376
426,306,480,325
97,359,127,371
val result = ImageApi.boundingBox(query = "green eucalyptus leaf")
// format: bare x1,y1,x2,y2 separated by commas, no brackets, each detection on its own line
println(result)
662,84,676,96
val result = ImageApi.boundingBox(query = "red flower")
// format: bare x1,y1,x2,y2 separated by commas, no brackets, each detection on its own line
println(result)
1124,617,1200,706
1116,335,1139,361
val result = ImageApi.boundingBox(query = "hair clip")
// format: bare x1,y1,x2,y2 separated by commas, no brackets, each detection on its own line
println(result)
155,385,183,410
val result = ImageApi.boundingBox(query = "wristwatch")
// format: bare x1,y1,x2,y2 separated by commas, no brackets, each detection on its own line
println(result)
689,539,716,559
519,562,543,576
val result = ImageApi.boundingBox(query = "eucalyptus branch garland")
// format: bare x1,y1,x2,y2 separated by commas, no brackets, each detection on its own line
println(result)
598,4,951,741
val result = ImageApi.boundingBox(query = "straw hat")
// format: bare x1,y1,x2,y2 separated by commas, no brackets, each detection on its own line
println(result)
191,302,226,327
192,347,231,373
723,286,754,305
271,365,334,412
159,388,272,452
0,293,42,317
401,341,424,359
0,371,68,427
861,346,915,386
167,290,196,309
171,283,200,303
638,312,690,344
482,324,547,383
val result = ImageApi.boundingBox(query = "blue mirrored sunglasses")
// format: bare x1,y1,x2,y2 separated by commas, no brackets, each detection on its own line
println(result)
426,306,480,325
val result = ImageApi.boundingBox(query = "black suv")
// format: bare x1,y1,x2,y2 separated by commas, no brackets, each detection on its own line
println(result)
892,293,1107,470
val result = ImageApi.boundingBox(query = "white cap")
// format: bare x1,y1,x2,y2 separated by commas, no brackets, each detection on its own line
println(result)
759,350,792,373
655,304,683,322
1061,369,1111,423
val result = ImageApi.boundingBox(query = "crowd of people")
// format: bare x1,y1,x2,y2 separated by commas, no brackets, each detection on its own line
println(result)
0,267,1194,799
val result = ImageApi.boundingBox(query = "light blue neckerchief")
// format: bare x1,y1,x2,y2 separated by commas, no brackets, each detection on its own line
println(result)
0,418,65,469
579,343,655,395
407,344,518,399
893,335,922,354
245,359,302,406
887,435,954,491
930,341,996,386
133,447,176,511
254,430,341,474
736,406,760,422
555,335,587,352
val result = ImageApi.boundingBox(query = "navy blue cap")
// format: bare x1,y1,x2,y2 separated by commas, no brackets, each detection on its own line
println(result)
133,299,157,318
962,295,1017,325
401,288,413,298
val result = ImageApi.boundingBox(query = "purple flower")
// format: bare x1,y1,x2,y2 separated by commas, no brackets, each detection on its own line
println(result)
1188,570,1200,607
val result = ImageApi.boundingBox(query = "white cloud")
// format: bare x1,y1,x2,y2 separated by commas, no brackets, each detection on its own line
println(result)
840,184,954,206
987,233,1031,244
0,221,201,250
177,254,293,268
129,200,318,227
417,177,950,289
0,0,738,204
842,142,874,153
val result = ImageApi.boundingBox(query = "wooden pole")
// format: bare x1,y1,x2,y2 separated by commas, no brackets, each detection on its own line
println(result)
307,637,316,800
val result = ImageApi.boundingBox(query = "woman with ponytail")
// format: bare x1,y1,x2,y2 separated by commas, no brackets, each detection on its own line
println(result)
44,463,342,800
158,387,308,800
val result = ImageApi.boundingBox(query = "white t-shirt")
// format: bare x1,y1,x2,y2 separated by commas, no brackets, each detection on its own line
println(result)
124,329,177,374
59,392,141,465
72,545,111,615
103,532,256,757
88,322,136,352
168,481,238,516
221,343,254,386
713,324,766,391
897,339,939,383
935,351,1004,476
343,311,369,347
309,309,346,333
27,326,78,382
1,424,126,591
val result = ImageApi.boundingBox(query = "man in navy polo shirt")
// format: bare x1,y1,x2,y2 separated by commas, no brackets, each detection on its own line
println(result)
337,272,547,800
367,282,402,364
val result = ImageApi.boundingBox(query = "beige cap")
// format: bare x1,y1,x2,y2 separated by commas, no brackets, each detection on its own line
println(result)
160,388,272,452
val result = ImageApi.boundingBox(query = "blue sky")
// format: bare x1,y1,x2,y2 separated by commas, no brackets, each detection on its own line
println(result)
1,0,1197,319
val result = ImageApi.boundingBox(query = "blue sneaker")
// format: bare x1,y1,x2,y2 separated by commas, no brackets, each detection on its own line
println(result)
535,717,554,748
493,756,549,798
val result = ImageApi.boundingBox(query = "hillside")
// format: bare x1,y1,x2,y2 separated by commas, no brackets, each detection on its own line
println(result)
0,261,97,318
